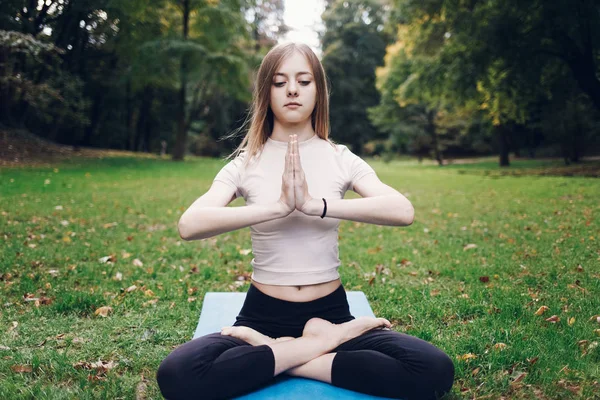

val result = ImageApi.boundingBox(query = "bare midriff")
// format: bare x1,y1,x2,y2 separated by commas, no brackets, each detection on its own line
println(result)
251,278,342,302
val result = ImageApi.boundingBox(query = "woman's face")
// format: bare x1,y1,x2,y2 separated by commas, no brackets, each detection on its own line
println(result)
269,51,317,124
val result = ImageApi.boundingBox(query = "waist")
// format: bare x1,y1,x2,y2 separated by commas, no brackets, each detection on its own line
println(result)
250,277,342,302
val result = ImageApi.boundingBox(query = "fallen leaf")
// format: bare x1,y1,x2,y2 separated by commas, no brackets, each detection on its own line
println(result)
125,285,137,293
239,249,252,256
493,343,507,351
479,276,490,283
11,364,32,373
535,306,550,316
98,255,116,264
568,317,576,326
545,315,560,323
463,243,477,251
471,367,480,376
367,246,383,254
457,353,477,361
527,357,539,365
511,372,527,385
136,375,150,400
94,306,113,317
133,259,143,267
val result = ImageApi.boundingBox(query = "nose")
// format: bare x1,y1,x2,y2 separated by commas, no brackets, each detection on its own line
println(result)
287,82,298,97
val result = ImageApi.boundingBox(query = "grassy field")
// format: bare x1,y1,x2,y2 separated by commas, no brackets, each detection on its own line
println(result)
1,155,599,399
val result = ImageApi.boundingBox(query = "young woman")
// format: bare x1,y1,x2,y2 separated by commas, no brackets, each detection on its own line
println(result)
156,43,454,400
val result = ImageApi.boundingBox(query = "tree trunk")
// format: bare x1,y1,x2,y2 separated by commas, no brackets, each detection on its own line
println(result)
135,87,153,152
570,125,581,163
427,109,443,166
172,0,190,161
497,124,510,167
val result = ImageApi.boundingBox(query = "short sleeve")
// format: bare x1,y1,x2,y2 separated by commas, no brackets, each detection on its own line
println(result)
340,145,376,192
213,153,245,199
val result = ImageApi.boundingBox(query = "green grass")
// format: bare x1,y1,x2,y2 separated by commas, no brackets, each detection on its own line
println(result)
1,155,599,399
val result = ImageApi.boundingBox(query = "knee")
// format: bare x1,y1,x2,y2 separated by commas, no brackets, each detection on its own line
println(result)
157,352,210,400
424,351,455,398
156,354,182,400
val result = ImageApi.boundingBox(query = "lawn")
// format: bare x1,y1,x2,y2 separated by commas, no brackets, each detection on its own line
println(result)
1,155,599,399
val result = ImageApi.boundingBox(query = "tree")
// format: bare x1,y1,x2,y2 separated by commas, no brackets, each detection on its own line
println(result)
321,0,393,154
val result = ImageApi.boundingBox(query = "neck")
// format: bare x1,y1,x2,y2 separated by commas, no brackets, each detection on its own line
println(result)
270,118,316,142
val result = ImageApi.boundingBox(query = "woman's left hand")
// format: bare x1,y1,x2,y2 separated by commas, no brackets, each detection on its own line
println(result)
290,134,315,214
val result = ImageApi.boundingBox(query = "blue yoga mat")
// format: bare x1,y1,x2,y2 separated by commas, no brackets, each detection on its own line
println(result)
193,291,398,400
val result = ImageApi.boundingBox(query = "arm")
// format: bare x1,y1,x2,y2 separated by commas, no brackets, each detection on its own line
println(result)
303,173,414,226
178,181,288,241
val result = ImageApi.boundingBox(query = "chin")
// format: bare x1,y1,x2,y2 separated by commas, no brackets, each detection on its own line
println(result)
276,114,310,124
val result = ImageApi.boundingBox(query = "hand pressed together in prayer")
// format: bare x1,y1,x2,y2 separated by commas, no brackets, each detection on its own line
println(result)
277,134,316,216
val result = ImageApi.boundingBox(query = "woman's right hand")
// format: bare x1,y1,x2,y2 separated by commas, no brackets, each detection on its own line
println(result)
277,136,295,217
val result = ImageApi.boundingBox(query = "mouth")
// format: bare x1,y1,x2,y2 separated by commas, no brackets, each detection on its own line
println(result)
285,103,301,107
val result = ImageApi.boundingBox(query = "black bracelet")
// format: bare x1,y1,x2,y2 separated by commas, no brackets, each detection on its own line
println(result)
320,198,327,219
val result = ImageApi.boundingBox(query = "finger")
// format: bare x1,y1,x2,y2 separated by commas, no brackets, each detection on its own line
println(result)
287,142,294,179
285,137,291,176
294,136,303,171
291,140,296,179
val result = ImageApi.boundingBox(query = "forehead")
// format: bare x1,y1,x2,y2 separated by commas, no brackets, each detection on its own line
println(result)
274,51,313,77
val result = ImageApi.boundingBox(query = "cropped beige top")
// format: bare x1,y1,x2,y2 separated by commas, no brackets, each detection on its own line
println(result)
213,134,376,285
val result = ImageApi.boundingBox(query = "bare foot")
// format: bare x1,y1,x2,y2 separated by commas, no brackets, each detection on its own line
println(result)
335,316,392,345
301,318,346,349
220,326,295,346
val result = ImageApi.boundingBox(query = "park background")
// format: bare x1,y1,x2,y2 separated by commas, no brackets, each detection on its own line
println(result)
1,0,599,399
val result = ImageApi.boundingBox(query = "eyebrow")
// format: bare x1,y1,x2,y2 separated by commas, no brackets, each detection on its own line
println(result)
274,72,313,78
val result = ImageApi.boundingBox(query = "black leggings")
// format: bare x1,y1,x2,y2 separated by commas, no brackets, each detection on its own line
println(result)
156,283,454,400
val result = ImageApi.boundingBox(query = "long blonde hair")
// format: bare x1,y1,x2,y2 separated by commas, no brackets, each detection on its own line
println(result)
222,42,336,168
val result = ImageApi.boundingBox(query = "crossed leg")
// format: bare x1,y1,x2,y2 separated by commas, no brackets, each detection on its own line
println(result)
222,321,455,400
157,317,390,400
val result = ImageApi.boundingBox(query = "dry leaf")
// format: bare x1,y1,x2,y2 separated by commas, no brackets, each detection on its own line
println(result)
11,364,32,373
545,315,560,323
114,272,123,281
511,372,527,385
133,259,143,267
239,249,252,256
493,343,507,351
568,317,576,326
479,276,490,283
98,255,116,264
463,244,477,251
457,353,477,361
125,285,137,293
472,367,481,376
527,357,539,365
94,306,113,317
535,306,550,316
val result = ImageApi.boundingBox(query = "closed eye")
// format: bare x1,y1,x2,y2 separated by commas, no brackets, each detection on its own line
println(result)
273,81,311,87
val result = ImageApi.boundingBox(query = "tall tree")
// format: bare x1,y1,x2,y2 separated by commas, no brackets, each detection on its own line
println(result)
320,0,393,154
